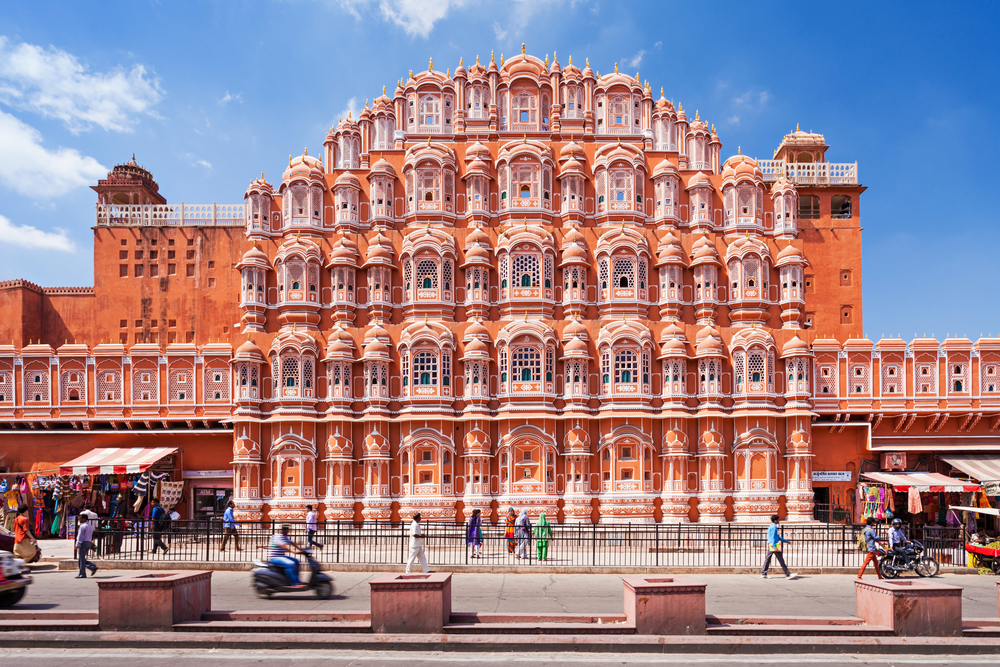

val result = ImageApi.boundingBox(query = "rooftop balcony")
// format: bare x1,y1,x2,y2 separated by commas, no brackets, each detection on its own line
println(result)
757,161,858,185
95,203,245,227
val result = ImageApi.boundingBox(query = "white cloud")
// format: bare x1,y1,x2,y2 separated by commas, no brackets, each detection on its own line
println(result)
0,36,162,133
733,89,770,109
653,41,662,49
0,214,76,252
336,96,359,123
727,114,740,125
625,50,646,68
219,91,243,105
0,110,107,197
492,21,507,41
340,0,468,38
195,159,212,169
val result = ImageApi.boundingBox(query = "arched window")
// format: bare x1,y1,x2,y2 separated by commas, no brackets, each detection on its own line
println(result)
418,95,441,132
614,350,638,384
413,351,438,387
512,253,539,288
512,346,541,383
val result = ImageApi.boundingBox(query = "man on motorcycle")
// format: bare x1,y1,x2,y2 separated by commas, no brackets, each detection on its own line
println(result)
268,524,306,589
889,518,912,557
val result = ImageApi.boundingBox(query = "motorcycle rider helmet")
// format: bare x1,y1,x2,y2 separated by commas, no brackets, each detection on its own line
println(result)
891,518,902,526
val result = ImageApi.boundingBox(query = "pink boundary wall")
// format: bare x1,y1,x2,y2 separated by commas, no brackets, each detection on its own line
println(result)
98,571,212,631
369,572,452,633
622,575,707,635
854,578,962,637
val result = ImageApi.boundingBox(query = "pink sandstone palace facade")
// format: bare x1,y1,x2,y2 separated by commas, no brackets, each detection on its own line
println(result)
2,50,999,524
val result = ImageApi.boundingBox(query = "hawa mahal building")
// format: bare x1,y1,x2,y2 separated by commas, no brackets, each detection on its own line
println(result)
2,49,999,524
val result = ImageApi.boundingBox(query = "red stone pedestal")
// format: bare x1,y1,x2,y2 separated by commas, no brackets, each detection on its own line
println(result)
98,571,212,631
369,572,452,633
622,575,707,635
854,578,962,637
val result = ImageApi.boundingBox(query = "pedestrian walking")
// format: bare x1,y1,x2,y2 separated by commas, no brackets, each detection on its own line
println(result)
534,512,552,561
12,504,38,562
857,516,885,579
405,513,429,574
219,501,241,552
761,515,798,579
150,499,169,555
466,509,483,558
305,504,323,550
75,515,98,578
515,508,532,559
505,508,517,554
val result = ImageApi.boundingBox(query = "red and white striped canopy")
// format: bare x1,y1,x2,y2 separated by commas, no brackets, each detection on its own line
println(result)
862,471,979,492
59,447,178,476
939,455,1000,484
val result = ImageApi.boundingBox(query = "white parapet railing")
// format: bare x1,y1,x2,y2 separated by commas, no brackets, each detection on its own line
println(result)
95,203,245,227
757,160,858,185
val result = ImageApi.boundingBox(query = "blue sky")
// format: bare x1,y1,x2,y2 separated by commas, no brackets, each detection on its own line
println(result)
0,1,997,339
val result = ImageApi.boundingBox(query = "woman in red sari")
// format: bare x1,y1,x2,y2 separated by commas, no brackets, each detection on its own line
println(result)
505,508,517,554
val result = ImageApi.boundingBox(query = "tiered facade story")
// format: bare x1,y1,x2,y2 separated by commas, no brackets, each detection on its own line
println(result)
2,50,999,524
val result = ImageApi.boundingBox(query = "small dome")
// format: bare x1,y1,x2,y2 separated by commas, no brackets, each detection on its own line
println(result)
559,156,586,177
690,234,721,265
464,319,490,339
363,337,389,357
695,326,725,356
776,242,805,264
238,244,270,269
655,232,686,266
660,336,687,357
563,318,589,339
282,153,324,186
465,139,491,162
464,338,488,355
334,171,361,189
368,157,396,179
685,171,714,191
235,338,263,359
364,233,394,265
781,335,811,358
466,226,490,247
564,337,589,354
559,139,586,161
328,237,360,266
652,158,679,178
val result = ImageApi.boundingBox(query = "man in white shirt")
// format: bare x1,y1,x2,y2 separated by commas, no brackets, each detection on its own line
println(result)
305,504,322,550
405,513,429,574
75,516,98,578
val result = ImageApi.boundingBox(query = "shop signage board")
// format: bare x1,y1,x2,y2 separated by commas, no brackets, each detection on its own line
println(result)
812,470,852,482
983,481,1000,496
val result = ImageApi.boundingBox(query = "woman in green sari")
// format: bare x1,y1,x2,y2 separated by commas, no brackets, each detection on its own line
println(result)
534,512,553,560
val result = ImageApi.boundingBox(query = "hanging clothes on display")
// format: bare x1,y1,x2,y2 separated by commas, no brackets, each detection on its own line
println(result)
908,486,923,514
158,481,184,510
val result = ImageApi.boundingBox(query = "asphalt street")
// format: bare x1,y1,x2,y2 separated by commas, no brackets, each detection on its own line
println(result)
0,648,995,667
15,566,1000,617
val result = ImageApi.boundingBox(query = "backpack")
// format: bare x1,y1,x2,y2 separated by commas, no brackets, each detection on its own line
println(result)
857,528,869,552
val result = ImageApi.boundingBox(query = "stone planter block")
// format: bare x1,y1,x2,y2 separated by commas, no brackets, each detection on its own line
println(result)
369,572,452,633
622,575,707,635
854,578,962,637
98,571,212,631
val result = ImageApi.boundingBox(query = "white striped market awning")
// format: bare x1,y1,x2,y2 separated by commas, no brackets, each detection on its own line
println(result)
939,454,1000,484
59,447,178,475
861,471,979,492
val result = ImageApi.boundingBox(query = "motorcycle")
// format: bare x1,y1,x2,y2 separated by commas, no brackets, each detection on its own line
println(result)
0,551,32,608
251,548,334,599
879,539,940,578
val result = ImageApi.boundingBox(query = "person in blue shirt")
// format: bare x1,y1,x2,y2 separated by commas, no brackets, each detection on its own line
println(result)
761,514,799,579
888,518,910,555
220,501,241,552
150,499,169,555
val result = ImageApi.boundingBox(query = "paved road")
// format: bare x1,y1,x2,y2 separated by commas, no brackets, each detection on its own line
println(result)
0,648,994,666
17,566,1000,617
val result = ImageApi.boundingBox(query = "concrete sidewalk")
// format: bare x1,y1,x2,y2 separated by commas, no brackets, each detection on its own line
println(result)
15,568,1000,618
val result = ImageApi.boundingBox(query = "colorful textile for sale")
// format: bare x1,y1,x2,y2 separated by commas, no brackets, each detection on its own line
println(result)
158,481,184,510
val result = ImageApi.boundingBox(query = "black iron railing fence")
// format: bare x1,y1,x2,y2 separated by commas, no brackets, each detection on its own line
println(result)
82,518,969,569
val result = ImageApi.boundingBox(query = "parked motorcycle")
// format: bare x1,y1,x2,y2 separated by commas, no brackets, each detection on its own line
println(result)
0,551,32,608
251,548,333,599
879,540,940,578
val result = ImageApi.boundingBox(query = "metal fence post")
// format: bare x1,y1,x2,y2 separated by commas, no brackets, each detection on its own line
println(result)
205,520,211,561
717,525,722,567
401,521,405,565
841,524,846,568
591,521,596,567
655,522,659,568
336,520,341,564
